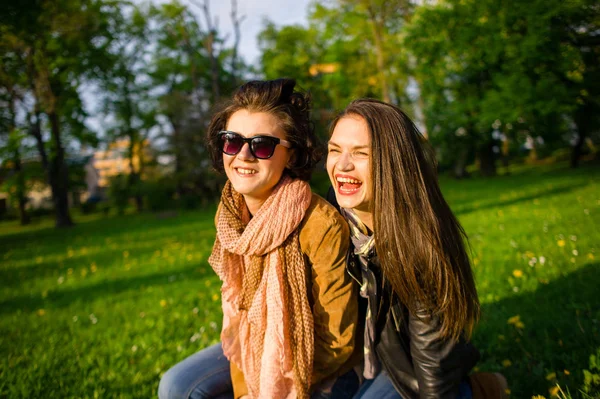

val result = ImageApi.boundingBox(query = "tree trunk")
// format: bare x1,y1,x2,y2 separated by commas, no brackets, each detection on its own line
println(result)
169,117,185,197
199,0,220,102
571,104,591,168
30,112,49,170
366,4,391,103
8,91,30,225
13,151,31,225
477,141,497,177
48,111,73,227
28,49,72,227
230,0,244,86
501,137,510,175
453,146,470,179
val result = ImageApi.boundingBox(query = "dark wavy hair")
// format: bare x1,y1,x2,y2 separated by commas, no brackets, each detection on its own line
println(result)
330,98,480,341
206,79,320,181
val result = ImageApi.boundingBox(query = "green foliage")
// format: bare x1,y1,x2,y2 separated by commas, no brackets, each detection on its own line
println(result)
582,348,600,396
142,178,176,212
107,174,130,215
403,0,600,173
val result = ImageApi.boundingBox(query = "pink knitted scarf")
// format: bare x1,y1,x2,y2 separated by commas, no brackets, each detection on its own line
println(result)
209,176,314,398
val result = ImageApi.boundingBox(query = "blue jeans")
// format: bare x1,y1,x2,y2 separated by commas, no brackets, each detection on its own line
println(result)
159,343,233,399
159,342,359,399
354,370,472,399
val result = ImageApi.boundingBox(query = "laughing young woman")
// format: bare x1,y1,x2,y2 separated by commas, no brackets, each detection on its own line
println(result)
326,99,507,399
158,79,358,399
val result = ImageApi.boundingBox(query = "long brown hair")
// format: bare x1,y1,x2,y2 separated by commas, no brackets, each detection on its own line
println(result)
332,99,480,341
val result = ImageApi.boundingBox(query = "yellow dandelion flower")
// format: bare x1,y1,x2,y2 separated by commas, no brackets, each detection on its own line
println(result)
563,369,570,375
68,249,75,257
504,388,511,395
507,315,521,325
513,269,523,278
546,372,556,381
81,269,88,277
502,359,512,368
588,253,595,260
186,254,193,261
123,251,129,258
90,262,97,273
160,299,167,307
525,251,535,258
212,293,220,302
67,268,73,275
558,339,563,346
548,386,559,396
36,256,43,264
37,309,46,316
557,240,565,247
498,335,505,341
531,395,545,399
515,321,525,329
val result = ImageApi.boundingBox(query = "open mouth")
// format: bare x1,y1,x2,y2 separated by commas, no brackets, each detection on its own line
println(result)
336,175,362,195
235,167,257,175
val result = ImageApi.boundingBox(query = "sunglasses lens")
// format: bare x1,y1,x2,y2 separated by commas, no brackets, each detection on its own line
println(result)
221,134,242,155
251,137,277,159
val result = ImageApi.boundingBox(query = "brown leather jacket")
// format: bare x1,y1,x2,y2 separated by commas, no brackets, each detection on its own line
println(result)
347,250,480,399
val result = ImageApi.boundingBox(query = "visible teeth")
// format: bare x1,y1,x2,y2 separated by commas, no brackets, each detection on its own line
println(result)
336,177,361,184
237,168,256,174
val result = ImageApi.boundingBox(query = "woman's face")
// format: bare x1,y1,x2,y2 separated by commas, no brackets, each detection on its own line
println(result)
326,114,373,215
223,109,293,210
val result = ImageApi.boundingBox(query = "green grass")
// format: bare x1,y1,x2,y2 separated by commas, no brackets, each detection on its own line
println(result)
1,161,599,398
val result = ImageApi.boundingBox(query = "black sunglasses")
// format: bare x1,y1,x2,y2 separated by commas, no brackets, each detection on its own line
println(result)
217,131,292,160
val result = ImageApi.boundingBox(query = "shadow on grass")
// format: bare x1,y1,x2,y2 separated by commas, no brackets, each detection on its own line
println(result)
453,182,583,216
0,231,216,289
474,262,600,397
0,262,213,316
0,213,216,267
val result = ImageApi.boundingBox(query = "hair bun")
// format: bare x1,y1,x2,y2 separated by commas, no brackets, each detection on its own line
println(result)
290,92,309,112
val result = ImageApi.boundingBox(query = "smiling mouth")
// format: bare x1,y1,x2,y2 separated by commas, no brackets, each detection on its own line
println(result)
235,167,257,175
336,175,362,195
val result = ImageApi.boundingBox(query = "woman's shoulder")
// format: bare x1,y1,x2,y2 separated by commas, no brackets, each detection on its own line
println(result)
298,193,349,255
301,193,347,230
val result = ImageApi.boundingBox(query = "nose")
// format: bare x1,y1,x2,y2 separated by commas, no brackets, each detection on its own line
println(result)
337,151,353,171
236,142,255,161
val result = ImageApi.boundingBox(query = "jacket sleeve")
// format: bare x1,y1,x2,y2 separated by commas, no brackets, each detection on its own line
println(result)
407,305,477,399
300,201,358,386
230,361,248,399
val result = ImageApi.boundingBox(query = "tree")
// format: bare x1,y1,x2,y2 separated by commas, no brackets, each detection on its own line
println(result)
1,0,116,227
100,3,156,212
148,0,239,202
404,0,600,175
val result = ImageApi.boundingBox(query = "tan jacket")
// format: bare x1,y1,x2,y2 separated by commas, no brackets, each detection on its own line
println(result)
230,193,359,398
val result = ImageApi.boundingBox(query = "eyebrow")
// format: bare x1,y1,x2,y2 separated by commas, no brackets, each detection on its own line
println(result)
327,141,370,151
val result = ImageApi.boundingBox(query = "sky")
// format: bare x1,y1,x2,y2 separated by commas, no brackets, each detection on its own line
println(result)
165,0,313,65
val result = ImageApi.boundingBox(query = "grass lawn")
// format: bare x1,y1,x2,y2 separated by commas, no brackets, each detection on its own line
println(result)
1,161,599,398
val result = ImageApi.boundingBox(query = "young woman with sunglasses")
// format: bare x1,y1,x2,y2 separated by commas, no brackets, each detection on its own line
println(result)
158,79,359,399
326,99,508,399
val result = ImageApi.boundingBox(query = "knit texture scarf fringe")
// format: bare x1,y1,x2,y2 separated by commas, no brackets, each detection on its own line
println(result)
209,176,314,398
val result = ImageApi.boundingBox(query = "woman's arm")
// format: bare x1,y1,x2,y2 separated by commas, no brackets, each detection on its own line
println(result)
300,195,358,386
408,305,479,399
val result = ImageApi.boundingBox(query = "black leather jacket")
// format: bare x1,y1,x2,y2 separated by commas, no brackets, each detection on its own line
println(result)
346,250,480,399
